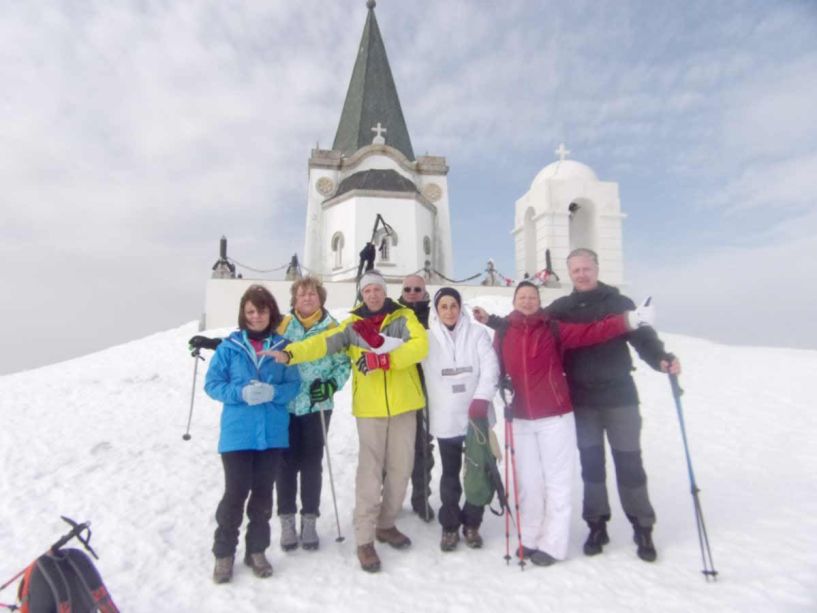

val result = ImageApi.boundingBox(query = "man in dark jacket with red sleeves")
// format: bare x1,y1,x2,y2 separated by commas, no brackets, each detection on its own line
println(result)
547,248,680,562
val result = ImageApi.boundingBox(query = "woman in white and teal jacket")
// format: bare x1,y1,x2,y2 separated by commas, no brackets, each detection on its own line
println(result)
204,285,300,583
275,277,351,552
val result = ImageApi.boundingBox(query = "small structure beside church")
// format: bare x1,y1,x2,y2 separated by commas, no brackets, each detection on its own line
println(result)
514,143,625,285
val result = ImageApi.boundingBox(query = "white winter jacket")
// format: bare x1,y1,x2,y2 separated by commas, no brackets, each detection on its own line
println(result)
422,308,500,439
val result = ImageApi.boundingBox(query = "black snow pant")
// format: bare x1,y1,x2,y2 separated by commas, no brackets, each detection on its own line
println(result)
213,449,280,558
410,407,434,509
437,437,484,531
276,410,332,516
574,404,656,528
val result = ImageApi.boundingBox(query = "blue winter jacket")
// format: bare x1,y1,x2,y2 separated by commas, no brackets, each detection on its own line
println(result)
204,330,301,453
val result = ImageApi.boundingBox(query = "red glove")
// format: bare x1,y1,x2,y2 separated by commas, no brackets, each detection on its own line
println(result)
352,319,385,348
468,399,489,419
357,352,390,374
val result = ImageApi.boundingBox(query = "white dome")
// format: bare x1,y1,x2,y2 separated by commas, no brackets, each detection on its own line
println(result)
531,159,598,188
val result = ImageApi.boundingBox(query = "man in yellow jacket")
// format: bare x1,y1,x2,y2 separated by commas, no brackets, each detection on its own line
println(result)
268,270,428,572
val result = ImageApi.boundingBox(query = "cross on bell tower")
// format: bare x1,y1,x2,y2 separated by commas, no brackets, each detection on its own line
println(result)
371,122,387,144
555,142,571,161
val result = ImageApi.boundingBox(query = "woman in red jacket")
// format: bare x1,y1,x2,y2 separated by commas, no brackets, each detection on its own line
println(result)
496,281,650,567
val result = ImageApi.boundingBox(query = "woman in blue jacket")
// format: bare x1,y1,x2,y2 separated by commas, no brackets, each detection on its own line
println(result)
205,285,300,584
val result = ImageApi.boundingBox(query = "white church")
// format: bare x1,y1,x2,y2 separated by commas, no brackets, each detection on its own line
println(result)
204,1,624,326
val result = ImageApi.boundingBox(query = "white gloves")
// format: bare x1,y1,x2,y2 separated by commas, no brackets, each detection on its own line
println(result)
242,381,276,405
372,334,404,355
627,297,655,329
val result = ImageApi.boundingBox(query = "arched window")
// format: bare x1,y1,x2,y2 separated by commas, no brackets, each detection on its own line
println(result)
524,207,537,275
423,236,432,256
568,200,596,252
331,232,344,269
374,228,398,263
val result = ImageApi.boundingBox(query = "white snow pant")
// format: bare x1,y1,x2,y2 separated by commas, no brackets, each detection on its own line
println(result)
512,413,577,560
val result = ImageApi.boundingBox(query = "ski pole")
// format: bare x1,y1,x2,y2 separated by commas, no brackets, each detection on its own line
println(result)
183,348,204,441
316,402,345,543
421,405,432,520
500,378,525,570
668,374,718,581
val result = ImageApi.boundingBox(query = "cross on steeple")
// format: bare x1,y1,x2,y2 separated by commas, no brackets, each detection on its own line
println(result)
555,142,571,161
371,122,387,144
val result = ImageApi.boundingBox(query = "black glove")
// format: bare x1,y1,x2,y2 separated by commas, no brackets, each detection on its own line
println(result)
188,335,222,352
309,379,338,404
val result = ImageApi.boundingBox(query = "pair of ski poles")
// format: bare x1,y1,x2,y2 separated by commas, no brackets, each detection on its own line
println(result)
181,338,346,544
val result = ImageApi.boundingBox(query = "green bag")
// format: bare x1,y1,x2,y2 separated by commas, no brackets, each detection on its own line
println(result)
463,418,500,507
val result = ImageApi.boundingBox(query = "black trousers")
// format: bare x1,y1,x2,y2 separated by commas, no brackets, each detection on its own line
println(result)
212,449,280,558
410,408,435,505
438,437,484,531
276,410,331,516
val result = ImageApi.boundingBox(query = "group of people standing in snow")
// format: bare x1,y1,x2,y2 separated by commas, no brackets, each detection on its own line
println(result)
201,247,680,582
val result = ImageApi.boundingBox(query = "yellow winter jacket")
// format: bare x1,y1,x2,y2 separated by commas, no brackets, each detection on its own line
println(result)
285,299,428,418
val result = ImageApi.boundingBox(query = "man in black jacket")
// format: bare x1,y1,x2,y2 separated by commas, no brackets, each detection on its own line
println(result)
548,248,680,562
397,274,435,522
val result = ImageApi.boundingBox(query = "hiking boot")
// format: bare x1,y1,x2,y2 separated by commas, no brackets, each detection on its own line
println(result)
301,514,319,551
633,526,657,562
375,526,412,550
522,546,556,567
583,521,610,556
462,526,483,549
280,514,298,551
440,530,459,552
213,556,234,584
244,552,273,578
412,499,435,522
357,543,381,573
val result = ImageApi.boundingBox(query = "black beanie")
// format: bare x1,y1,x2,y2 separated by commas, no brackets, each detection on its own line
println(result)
434,287,462,310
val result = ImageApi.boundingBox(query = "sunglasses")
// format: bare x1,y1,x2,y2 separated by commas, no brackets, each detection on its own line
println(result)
403,286,424,293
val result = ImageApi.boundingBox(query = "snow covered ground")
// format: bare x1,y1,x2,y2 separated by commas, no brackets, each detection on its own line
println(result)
1,296,815,612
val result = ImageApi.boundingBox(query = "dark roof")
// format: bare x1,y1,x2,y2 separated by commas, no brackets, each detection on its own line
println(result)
332,4,415,161
333,169,418,199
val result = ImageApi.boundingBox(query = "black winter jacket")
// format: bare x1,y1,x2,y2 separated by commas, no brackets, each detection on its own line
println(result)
545,282,671,409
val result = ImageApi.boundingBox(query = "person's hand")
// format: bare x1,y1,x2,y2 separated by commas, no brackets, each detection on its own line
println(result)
468,399,489,419
472,307,489,325
188,335,222,352
352,319,385,348
258,350,291,363
309,379,338,404
660,355,681,375
626,297,655,329
242,381,276,405
356,352,390,374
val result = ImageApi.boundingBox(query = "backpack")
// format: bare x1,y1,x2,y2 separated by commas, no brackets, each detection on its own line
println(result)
463,418,509,515
16,548,118,613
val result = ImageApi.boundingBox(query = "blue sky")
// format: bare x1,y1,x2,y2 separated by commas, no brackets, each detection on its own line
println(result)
1,0,815,373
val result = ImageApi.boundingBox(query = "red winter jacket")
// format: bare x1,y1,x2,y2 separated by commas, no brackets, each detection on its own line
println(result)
497,310,629,420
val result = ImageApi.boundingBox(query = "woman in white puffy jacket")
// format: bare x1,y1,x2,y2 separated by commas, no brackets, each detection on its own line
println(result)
423,287,500,552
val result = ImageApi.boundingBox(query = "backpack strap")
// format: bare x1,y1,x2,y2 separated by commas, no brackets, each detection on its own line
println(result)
63,550,120,613
34,555,72,613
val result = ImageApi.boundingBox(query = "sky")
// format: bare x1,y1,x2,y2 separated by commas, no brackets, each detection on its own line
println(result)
2,0,816,374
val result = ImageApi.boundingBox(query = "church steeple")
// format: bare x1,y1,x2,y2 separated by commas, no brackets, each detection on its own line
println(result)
332,1,415,161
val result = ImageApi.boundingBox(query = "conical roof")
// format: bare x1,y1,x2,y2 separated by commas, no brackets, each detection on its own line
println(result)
332,2,415,161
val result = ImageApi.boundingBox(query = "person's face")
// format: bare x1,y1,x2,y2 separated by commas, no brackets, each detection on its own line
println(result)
244,301,271,332
294,286,320,318
513,286,541,316
362,283,386,311
436,296,460,327
568,255,599,292
401,275,426,304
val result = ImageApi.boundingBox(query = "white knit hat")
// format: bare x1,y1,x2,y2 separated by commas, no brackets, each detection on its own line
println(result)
359,269,387,291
